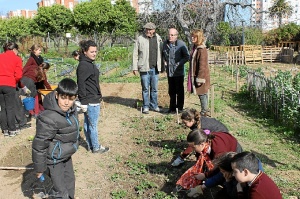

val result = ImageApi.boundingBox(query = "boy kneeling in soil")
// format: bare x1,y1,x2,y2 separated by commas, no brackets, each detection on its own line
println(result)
32,78,79,199
231,151,282,199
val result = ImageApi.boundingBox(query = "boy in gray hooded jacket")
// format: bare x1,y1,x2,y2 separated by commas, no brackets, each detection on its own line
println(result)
32,78,79,199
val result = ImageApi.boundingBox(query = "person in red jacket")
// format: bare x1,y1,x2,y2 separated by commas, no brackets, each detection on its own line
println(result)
231,152,282,199
0,42,23,137
20,44,48,117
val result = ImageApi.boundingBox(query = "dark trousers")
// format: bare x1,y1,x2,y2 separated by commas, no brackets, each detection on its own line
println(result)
48,158,75,199
0,86,17,131
15,89,27,127
168,76,184,111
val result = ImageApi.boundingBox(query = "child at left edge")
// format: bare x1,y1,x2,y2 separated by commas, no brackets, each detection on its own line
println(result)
32,78,79,199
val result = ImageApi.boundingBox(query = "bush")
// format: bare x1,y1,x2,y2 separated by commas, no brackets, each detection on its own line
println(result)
99,46,133,61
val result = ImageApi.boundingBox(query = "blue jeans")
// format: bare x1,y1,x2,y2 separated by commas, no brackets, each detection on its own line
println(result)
84,104,101,150
140,68,159,110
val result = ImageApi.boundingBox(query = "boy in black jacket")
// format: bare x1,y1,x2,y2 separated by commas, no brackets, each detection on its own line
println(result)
32,78,79,199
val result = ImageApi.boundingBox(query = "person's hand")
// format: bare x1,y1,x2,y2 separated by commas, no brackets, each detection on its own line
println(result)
36,172,43,179
197,82,203,87
81,105,88,113
22,86,31,95
133,70,138,76
194,173,205,180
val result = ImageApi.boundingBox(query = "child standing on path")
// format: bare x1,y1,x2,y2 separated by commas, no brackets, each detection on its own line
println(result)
32,78,79,199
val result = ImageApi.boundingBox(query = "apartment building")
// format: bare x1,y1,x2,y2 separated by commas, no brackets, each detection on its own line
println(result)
251,0,300,31
37,0,79,11
8,10,37,18
111,0,153,14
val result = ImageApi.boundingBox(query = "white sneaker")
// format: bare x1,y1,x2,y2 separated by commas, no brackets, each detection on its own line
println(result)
171,156,184,166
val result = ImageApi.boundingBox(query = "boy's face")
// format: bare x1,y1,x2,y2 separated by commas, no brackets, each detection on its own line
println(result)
56,93,76,112
231,162,247,183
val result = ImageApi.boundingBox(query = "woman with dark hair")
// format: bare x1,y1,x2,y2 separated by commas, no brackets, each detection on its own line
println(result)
76,40,109,154
0,41,23,137
21,44,50,116
172,108,229,166
175,129,242,198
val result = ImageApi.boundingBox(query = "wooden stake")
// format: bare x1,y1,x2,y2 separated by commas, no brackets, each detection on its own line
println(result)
176,108,179,124
0,166,34,170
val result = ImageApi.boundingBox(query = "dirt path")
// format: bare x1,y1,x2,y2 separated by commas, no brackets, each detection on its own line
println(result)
0,82,170,199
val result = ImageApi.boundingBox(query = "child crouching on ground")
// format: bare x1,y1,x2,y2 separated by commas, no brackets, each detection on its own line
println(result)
32,78,79,199
172,108,229,166
231,151,282,199
174,129,242,198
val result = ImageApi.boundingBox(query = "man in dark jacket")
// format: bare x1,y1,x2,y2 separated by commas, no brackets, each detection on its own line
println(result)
162,27,189,113
32,78,79,199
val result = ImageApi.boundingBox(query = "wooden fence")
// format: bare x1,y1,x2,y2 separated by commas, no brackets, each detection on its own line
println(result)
209,45,295,65
246,71,300,127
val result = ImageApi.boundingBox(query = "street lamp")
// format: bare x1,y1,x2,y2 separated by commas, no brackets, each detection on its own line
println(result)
241,20,245,45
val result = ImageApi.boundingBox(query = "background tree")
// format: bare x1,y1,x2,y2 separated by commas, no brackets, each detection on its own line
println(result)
73,0,115,47
268,0,293,28
34,4,74,52
138,0,255,47
0,17,32,42
112,0,138,45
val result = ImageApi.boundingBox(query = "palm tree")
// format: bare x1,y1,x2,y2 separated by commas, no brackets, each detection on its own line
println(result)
268,0,293,28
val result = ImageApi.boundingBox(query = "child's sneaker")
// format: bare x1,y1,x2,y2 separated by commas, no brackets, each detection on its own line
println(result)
92,146,110,154
171,156,184,166
9,131,17,137
3,130,9,136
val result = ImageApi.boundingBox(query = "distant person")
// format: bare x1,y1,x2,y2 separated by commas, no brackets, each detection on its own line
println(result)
132,22,163,114
72,50,80,61
20,44,45,117
76,40,109,153
0,41,24,137
231,152,282,199
171,108,229,166
162,27,189,113
35,62,52,109
188,29,210,116
32,78,79,199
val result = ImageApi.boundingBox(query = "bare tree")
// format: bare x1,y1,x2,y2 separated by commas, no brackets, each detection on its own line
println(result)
138,0,259,46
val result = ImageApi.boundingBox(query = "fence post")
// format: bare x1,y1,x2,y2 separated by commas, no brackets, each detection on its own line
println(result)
236,66,239,92
211,84,215,117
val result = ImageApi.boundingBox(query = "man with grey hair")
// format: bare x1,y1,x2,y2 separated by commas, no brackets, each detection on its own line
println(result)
162,27,189,113
132,22,163,114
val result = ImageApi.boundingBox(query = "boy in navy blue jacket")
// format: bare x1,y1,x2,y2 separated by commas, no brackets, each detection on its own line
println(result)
32,78,79,199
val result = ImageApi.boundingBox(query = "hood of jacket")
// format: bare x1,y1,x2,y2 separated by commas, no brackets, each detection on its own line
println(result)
43,91,76,116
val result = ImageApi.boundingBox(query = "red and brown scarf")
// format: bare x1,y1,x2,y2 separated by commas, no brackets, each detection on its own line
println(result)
176,142,214,189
